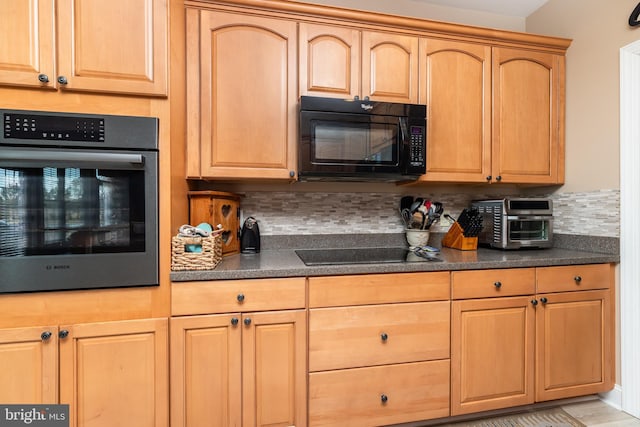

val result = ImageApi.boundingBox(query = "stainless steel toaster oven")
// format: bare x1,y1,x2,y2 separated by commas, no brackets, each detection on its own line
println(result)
471,198,553,249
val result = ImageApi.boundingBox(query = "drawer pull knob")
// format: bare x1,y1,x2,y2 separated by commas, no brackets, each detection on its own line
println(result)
244,317,251,326
41,331,52,341
231,317,239,326
540,297,548,304
494,281,502,288
38,74,49,83
531,299,538,306
237,293,245,302
380,333,388,341
59,330,69,339
574,276,582,283
381,394,388,403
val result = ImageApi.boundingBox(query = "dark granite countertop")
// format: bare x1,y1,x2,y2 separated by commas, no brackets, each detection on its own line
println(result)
170,234,619,282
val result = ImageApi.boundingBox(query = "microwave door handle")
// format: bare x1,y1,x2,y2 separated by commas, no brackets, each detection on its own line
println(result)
0,149,145,166
399,117,408,142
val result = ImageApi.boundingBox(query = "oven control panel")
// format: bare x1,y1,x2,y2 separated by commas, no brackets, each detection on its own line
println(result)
4,113,105,142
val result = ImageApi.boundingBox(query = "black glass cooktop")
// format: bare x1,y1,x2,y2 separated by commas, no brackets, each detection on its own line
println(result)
295,247,441,266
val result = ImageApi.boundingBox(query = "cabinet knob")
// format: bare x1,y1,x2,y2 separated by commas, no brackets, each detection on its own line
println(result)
381,394,388,403
244,317,251,326
231,317,239,326
496,175,502,181
237,293,245,303
380,333,388,342
574,276,582,283
57,76,68,85
486,175,492,181
289,170,295,178
531,299,538,306
494,281,502,288
38,74,49,83
40,331,52,341
59,330,69,339
540,297,548,304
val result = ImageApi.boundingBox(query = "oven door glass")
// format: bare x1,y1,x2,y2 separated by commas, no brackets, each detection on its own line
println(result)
0,166,145,256
507,218,550,241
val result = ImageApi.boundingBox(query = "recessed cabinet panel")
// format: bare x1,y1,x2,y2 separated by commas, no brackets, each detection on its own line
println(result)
299,23,360,98
0,0,56,89
362,31,419,103
493,48,562,183
419,39,491,182
56,0,167,95
188,10,297,179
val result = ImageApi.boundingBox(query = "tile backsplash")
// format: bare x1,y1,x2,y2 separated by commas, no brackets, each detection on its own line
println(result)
238,189,620,238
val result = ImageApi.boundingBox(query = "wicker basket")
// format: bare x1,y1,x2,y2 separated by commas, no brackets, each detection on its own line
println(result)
171,234,223,271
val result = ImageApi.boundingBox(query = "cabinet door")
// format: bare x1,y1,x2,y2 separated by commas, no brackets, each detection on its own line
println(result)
56,0,167,96
187,9,297,180
243,310,307,427
361,31,419,103
535,290,614,401
492,47,564,184
419,39,491,183
0,325,58,403
59,318,169,427
451,297,535,415
170,314,242,427
0,0,56,89
299,23,360,99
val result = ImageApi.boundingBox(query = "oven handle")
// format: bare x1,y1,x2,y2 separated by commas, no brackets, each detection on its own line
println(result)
0,149,145,166
505,215,553,221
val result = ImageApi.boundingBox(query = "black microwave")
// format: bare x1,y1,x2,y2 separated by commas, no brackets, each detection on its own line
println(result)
298,96,426,182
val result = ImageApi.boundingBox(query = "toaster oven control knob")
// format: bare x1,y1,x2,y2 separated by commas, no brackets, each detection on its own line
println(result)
237,293,245,303
230,317,239,326
531,299,538,306
540,297,548,304
59,330,69,339
57,75,68,85
574,276,582,283
38,74,49,83
380,333,388,342
243,317,251,326
494,281,502,288
41,331,52,341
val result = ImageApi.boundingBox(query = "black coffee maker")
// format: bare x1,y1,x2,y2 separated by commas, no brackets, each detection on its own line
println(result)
240,217,261,253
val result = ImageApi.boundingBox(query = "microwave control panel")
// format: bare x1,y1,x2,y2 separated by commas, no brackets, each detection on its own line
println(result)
409,125,425,166
4,112,105,142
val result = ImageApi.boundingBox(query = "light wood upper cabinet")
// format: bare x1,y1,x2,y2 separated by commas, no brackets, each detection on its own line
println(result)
492,47,564,184
186,9,297,180
299,23,420,103
0,0,167,96
418,39,491,182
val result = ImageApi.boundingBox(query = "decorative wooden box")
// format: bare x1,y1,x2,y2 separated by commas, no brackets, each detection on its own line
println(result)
188,191,242,255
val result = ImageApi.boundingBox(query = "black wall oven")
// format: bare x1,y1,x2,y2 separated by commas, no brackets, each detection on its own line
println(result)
0,109,159,293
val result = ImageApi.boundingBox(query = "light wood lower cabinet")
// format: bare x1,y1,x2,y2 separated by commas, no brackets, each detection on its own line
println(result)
308,272,450,426
170,278,307,427
451,264,614,416
0,318,169,427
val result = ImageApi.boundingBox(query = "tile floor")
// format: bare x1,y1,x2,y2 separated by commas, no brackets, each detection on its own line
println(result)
561,399,640,426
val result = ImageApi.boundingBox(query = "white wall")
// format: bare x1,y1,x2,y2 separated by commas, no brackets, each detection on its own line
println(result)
527,0,640,193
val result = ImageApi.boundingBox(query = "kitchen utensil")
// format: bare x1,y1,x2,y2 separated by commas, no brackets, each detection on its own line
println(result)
400,196,414,212
401,208,413,228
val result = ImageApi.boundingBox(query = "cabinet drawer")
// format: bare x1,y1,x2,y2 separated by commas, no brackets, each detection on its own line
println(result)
309,360,450,426
309,272,450,307
536,264,612,293
171,278,306,315
452,268,535,299
309,301,449,371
